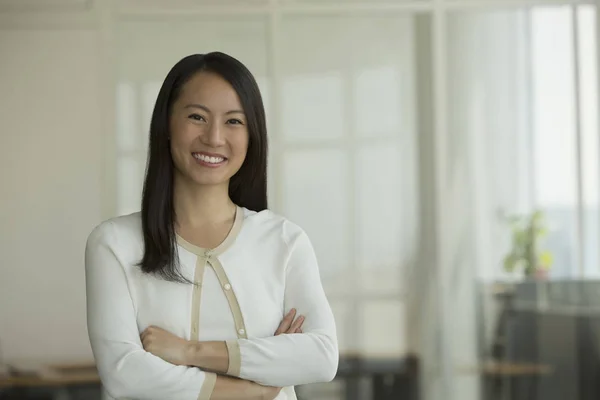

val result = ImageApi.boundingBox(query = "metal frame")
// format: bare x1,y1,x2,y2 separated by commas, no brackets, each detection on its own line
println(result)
596,4,600,281
430,0,452,395
572,6,586,279
113,0,598,16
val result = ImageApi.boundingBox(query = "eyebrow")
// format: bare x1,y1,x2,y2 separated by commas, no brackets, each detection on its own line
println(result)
184,104,245,115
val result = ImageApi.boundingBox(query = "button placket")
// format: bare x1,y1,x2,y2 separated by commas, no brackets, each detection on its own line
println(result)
209,255,248,339
190,255,206,342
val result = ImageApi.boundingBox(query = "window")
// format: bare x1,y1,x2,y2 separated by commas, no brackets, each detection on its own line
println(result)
450,6,600,281
531,6,599,279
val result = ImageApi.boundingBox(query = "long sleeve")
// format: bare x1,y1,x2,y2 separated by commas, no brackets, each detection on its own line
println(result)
85,222,217,400
225,224,339,387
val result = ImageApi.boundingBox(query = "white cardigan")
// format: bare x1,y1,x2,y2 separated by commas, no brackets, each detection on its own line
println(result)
85,206,339,400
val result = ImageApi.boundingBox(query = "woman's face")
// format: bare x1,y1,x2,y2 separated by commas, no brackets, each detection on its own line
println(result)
169,71,249,188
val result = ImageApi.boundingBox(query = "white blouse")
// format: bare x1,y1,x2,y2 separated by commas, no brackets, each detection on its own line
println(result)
85,206,339,400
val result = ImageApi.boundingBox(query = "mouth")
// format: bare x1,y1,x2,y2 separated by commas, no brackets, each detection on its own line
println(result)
192,152,227,167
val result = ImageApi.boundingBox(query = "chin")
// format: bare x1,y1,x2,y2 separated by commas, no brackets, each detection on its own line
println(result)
190,173,231,187
195,179,229,187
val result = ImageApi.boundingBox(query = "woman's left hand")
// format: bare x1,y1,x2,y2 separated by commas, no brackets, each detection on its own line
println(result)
141,325,191,366
274,308,304,335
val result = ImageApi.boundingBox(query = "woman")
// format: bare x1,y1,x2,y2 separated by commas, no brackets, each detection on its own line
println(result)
85,52,338,400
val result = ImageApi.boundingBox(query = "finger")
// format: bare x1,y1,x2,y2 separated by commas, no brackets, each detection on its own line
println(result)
142,325,154,335
289,315,305,333
275,309,296,335
283,309,296,326
140,326,155,343
295,328,302,334
141,326,155,338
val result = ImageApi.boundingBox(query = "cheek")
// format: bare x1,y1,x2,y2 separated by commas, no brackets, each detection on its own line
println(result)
232,132,249,160
169,137,186,163
171,123,191,142
170,125,196,153
169,135,195,172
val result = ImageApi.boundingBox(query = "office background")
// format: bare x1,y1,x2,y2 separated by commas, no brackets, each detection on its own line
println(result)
1,1,599,399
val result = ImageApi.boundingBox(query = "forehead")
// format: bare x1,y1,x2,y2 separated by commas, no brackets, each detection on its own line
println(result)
177,71,242,110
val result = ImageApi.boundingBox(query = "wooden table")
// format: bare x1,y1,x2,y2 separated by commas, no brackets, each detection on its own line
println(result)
459,361,553,400
459,361,553,376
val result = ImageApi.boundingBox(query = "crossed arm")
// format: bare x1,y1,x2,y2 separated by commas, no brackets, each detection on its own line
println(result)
140,309,304,374
140,309,305,399
85,222,338,400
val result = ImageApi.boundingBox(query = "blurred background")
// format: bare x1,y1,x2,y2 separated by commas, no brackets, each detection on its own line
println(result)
1,0,600,399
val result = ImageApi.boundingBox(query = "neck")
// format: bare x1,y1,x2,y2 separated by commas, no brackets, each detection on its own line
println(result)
173,177,236,229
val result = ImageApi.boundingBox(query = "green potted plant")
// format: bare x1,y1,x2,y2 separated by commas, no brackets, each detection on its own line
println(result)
502,210,553,279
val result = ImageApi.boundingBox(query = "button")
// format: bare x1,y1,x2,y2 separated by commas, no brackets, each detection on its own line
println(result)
192,327,198,334
238,328,245,335
223,283,231,291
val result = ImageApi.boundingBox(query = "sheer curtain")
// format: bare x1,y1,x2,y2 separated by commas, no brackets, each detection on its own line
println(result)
440,6,599,400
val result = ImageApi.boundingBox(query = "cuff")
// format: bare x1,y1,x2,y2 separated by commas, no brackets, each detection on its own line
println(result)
197,372,217,400
225,339,241,376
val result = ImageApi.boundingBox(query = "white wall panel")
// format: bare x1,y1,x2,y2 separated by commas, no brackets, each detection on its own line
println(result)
0,28,102,362
282,149,351,278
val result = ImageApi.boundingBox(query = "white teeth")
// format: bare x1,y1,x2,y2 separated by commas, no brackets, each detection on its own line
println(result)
194,153,224,164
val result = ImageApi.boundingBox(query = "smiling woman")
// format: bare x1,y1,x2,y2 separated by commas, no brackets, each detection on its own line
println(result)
84,53,338,400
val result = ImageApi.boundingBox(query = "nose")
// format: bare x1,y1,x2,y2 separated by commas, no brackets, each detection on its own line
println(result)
203,121,226,147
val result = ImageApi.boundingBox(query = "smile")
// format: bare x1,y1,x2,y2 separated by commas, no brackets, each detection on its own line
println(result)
192,152,227,166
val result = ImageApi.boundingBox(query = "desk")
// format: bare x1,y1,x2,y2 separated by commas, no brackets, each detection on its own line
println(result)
336,353,419,400
459,361,552,400
0,362,100,400
487,280,600,400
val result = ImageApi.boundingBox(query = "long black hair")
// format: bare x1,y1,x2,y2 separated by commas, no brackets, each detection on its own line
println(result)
138,52,268,282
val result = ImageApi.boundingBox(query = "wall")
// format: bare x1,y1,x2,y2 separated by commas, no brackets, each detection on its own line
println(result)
0,1,105,362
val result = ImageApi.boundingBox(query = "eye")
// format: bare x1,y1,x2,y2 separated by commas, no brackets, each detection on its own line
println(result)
227,118,244,125
188,113,206,122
